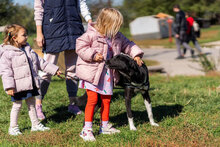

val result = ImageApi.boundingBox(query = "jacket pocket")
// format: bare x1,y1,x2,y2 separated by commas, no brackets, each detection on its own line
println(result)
76,64,98,83
15,77,32,93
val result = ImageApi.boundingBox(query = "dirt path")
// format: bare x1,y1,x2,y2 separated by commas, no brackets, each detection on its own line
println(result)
142,46,220,76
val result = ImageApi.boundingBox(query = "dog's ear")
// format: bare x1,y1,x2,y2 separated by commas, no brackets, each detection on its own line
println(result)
129,59,138,71
127,59,138,78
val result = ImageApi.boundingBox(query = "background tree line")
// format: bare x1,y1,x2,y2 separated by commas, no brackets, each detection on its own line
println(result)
1,0,220,34
120,0,220,27
0,0,35,33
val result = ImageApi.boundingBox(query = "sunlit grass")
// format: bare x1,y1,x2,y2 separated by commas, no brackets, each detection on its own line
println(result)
0,75,220,146
143,59,160,66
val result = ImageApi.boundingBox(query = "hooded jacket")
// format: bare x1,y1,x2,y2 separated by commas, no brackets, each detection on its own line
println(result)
0,44,58,93
76,23,144,86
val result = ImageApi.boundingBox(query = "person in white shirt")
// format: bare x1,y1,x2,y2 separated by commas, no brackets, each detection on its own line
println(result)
34,0,92,120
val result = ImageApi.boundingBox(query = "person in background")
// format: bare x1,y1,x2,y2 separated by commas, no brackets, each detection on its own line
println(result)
0,24,61,135
34,0,92,120
173,4,194,59
183,12,203,57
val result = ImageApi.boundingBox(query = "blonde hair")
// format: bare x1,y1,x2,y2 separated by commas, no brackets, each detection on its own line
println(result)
3,24,26,46
95,8,123,38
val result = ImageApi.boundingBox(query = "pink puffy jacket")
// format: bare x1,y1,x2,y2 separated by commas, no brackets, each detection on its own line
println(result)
0,44,58,93
76,23,144,86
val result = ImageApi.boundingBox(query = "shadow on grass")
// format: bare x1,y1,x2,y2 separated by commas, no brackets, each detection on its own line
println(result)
110,104,183,127
45,106,76,123
111,89,124,102
152,104,183,122
111,89,140,102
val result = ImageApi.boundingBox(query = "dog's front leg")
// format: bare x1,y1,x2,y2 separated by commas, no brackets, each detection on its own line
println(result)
143,91,159,127
125,86,136,130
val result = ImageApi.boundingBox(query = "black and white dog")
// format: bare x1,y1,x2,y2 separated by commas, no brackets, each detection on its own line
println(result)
105,54,159,130
73,54,158,130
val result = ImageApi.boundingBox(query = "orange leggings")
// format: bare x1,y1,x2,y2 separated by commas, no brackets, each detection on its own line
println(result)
85,89,111,122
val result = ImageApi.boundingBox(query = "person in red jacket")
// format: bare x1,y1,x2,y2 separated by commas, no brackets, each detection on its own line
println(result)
183,12,203,57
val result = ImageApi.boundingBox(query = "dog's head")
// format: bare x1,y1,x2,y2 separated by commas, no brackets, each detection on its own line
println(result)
105,54,149,85
105,54,134,72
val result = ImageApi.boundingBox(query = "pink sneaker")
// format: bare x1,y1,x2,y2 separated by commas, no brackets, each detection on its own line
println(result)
68,104,82,115
36,104,46,120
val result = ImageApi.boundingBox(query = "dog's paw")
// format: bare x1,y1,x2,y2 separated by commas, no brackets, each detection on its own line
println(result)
130,126,137,131
150,122,159,127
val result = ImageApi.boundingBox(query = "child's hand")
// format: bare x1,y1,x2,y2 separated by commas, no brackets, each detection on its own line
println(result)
7,89,15,96
134,56,144,66
56,70,64,79
56,70,62,76
93,53,104,62
88,19,92,23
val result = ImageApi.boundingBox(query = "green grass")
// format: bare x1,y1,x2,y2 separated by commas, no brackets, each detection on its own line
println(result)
0,33,3,43
120,27,132,39
27,34,36,48
0,75,220,146
197,25,220,44
143,59,160,66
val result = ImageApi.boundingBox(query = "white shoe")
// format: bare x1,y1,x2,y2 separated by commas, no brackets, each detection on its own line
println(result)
9,126,22,136
80,128,96,142
31,123,50,132
99,123,120,134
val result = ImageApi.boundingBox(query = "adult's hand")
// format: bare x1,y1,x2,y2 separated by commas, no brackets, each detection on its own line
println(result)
36,25,45,48
175,34,179,38
36,33,45,48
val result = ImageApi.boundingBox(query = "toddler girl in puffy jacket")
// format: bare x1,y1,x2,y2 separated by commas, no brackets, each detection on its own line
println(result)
0,24,61,136
76,8,144,141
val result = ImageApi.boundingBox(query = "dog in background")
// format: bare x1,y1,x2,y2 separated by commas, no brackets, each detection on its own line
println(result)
73,54,159,130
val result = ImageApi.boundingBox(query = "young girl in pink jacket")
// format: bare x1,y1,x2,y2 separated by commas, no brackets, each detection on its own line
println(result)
0,24,61,136
76,8,144,141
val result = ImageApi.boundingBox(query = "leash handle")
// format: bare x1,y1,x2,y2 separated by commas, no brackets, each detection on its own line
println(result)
56,73,79,81
57,73,65,80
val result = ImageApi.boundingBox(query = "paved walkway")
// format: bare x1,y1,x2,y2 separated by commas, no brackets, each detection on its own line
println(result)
142,46,220,76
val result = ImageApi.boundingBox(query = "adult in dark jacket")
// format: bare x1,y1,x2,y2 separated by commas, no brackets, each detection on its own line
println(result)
34,0,92,120
173,4,193,59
